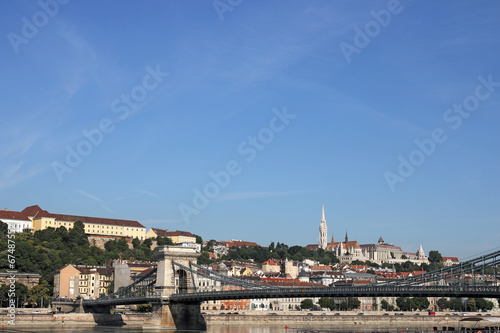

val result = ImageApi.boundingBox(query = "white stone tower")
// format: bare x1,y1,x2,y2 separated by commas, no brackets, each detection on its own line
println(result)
319,205,327,249
417,244,425,258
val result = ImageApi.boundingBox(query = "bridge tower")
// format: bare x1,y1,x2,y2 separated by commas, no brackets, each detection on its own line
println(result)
155,245,200,297
148,245,205,330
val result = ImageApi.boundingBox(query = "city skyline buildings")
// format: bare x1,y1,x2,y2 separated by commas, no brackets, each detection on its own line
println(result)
0,202,466,262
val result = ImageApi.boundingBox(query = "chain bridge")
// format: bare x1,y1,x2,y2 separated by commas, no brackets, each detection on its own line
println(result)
80,246,500,330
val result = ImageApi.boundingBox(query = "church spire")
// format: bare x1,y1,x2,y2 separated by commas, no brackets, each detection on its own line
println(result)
319,205,327,250
345,229,348,243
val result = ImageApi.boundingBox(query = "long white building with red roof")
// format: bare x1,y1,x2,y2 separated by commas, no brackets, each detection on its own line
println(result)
0,205,146,240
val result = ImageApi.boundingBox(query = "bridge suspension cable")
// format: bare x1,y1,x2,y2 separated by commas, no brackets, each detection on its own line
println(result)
385,249,500,286
99,267,158,300
172,261,272,290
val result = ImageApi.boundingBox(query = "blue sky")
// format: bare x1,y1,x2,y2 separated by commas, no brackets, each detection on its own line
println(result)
1,1,499,259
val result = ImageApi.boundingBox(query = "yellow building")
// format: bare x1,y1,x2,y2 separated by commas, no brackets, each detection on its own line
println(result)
54,264,113,300
54,265,81,299
23,205,146,240
146,227,196,244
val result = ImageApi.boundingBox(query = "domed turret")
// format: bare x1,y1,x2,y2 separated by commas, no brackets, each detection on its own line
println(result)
298,269,309,283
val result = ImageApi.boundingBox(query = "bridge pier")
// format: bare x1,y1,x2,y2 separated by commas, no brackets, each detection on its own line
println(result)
150,245,206,330
146,302,206,330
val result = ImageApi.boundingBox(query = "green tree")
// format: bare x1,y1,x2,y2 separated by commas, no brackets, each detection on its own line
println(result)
428,250,443,263
449,298,463,311
132,238,141,248
28,282,51,307
437,298,450,310
381,299,394,311
475,298,493,311
143,238,153,248
347,297,361,310
300,299,314,310
413,297,430,310
157,236,174,246
197,252,212,265
67,221,89,248
319,297,336,310
205,239,216,251
396,297,414,311
0,221,8,237
468,299,476,311
367,261,380,268
194,234,203,244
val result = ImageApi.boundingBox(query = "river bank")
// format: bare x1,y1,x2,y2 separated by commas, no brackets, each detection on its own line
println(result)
1,311,499,330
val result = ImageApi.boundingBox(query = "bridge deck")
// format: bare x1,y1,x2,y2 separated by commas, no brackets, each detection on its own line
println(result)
84,285,500,306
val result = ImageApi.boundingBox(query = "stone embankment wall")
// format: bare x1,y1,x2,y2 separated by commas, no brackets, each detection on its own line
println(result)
0,313,148,327
205,313,498,330
1,312,498,330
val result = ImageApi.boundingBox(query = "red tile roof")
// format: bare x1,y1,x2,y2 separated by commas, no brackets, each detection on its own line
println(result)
21,205,144,228
58,213,144,228
151,228,196,238
353,280,371,284
222,240,260,248
263,259,279,266
164,230,195,238
310,265,332,271
22,205,51,218
261,278,324,287
442,257,459,262
151,228,168,237
74,266,113,275
0,210,30,221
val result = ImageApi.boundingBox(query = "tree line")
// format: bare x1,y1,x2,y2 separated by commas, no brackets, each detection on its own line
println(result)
201,241,340,265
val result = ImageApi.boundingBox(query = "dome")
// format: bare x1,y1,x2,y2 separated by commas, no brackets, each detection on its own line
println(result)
298,269,309,278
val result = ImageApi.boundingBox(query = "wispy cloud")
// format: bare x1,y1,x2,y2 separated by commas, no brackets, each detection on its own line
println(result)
0,163,48,189
100,204,115,213
135,189,162,199
75,189,103,202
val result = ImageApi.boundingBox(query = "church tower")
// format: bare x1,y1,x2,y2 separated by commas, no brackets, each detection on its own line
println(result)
319,205,327,249
417,244,425,258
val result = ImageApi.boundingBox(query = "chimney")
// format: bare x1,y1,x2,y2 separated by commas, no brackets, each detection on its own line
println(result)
5,208,7,211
